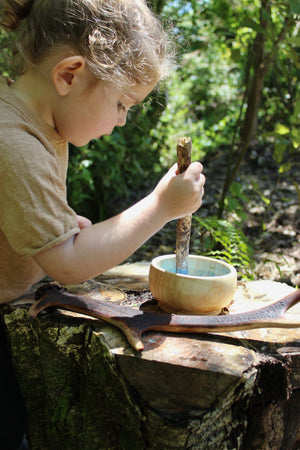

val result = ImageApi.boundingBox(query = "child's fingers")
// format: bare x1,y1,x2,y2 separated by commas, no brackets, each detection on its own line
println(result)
184,161,204,179
153,161,206,219
181,163,205,192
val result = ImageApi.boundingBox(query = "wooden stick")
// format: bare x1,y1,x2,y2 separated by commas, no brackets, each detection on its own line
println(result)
176,137,192,274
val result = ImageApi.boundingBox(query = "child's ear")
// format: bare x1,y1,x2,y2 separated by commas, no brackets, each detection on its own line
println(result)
52,56,85,96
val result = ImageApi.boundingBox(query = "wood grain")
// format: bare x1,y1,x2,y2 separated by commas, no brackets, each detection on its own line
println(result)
29,283,300,351
176,137,192,274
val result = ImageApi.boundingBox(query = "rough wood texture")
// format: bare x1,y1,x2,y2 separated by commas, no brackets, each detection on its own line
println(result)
29,283,300,351
176,137,192,274
1,268,300,450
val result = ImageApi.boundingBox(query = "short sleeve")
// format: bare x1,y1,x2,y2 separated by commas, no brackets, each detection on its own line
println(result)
0,125,80,257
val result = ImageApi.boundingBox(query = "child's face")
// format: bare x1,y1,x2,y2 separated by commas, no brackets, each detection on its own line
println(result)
53,79,154,147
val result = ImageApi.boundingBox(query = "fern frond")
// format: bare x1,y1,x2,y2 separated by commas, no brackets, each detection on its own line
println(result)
193,216,254,279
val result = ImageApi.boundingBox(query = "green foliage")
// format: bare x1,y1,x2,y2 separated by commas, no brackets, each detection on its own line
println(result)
149,0,167,14
158,0,300,219
0,29,15,77
266,93,300,189
193,216,254,278
155,1,243,164
224,181,251,222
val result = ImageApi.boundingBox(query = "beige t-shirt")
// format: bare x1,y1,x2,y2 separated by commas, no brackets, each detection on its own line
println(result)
0,76,80,303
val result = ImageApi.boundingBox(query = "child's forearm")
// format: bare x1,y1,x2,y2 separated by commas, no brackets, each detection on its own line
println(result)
34,162,205,285
34,191,168,284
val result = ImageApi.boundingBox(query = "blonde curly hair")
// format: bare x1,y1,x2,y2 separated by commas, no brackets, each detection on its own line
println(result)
0,0,174,87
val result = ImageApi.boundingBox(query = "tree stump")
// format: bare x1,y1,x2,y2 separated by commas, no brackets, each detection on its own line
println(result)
1,263,299,450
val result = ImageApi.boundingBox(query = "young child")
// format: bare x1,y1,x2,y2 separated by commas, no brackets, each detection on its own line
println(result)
0,0,205,446
0,0,205,303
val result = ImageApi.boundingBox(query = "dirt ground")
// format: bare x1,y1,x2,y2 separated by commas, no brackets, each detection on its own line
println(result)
131,145,300,288
205,145,300,288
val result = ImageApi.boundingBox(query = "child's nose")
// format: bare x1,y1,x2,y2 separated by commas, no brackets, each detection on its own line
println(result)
117,110,127,127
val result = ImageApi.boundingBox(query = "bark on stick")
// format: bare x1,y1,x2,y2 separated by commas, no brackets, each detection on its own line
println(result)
176,137,192,274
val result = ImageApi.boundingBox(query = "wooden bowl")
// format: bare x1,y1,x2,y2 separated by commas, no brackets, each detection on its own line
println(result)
149,255,237,315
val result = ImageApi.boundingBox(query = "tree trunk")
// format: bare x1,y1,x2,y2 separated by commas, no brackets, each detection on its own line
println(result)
1,265,299,449
217,0,295,218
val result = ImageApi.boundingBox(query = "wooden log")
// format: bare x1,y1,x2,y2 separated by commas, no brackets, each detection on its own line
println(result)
176,137,192,274
1,268,300,449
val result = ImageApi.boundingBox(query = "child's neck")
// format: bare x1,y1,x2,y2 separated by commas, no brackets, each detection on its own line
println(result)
11,69,56,129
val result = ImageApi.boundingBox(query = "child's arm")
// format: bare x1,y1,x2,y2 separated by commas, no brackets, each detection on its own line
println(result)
34,162,205,284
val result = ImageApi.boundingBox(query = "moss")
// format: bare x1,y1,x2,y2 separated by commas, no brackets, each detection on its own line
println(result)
0,304,261,449
1,306,147,449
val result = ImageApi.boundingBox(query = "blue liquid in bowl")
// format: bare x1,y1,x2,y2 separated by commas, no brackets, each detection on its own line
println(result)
157,256,231,278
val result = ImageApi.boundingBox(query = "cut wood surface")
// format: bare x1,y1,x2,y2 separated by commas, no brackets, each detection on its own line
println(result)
1,264,300,449
176,137,192,274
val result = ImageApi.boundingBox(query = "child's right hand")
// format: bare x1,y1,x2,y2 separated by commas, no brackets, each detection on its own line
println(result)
152,162,206,221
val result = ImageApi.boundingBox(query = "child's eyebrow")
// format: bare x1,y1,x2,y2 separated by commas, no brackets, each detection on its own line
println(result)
129,98,142,106
124,93,142,105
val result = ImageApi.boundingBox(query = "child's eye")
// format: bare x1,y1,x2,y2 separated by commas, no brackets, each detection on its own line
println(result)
118,102,126,112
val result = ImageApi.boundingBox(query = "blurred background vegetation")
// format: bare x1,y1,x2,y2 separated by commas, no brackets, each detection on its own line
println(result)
1,0,299,278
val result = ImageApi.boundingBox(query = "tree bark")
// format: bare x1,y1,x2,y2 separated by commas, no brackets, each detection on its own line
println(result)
176,137,192,274
1,269,299,449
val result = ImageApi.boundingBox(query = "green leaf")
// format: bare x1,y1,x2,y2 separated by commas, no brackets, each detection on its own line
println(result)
241,17,266,34
227,196,239,210
287,37,300,47
261,196,271,205
230,48,241,63
292,126,300,147
273,142,287,164
193,216,254,278
275,124,290,135
289,0,300,14
292,98,300,120
230,181,243,196
279,161,292,173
